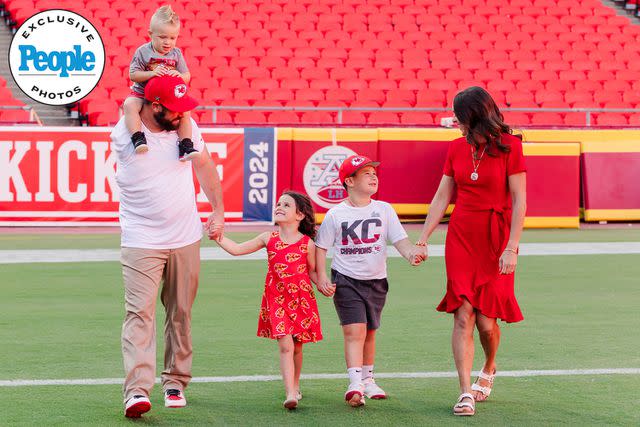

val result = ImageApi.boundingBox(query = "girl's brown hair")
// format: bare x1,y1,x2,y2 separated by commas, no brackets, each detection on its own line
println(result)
283,191,316,239
453,86,514,156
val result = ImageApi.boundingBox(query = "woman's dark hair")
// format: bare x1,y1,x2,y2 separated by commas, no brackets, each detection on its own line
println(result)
453,86,513,155
283,191,316,239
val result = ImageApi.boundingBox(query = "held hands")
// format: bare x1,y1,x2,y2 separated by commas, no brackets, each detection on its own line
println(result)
499,248,518,274
410,242,428,266
316,278,336,297
205,212,224,241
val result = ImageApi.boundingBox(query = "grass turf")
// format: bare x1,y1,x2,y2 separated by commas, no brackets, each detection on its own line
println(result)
2,251,639,425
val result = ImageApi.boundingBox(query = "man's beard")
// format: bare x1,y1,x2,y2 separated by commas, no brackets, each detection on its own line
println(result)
153,106,180,131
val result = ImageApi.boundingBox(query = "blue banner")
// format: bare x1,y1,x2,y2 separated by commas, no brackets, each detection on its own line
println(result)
242,128,276,222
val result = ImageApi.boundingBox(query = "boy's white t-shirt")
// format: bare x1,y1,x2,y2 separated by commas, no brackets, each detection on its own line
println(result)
110,117,205,249
315,200,408,280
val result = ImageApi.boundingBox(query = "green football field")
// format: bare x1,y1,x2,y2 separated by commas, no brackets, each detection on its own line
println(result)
1,228,639,426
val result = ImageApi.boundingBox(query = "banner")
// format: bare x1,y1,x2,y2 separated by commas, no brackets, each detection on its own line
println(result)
242,128,277,222
276,128,583,227
0,126,261,225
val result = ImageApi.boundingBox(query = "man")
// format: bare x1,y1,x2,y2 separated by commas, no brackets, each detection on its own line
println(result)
110,75,224,418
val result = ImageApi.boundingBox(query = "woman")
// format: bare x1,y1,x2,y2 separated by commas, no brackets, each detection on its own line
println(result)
414,86,527,416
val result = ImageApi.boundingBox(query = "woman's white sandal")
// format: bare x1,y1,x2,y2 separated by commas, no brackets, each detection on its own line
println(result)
453,392,475,416
471,369,495,401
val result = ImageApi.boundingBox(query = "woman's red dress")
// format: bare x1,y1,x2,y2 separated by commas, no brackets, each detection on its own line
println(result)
436,133,526,322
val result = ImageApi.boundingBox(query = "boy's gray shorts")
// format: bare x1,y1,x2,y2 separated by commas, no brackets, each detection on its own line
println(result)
331,269,388,330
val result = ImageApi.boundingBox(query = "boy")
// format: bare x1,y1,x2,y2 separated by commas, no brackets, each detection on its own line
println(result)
124,5,198,161
315,154,420,407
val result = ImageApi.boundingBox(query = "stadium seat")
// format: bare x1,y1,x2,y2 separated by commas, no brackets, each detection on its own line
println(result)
502,112,531,126
594,113,628,126
387,90,416,106
300,111,335,125
0,109,33,123
367,111,400,125
356,89,386,106
565,91,594,106
234,111,267,124
90,111,121,126
400,111,435,125
326,89,356,105
530,112,564,126
295,89,325,104
265,88,295,104
340,111,368,125
235,89,265,105
267,110,300,124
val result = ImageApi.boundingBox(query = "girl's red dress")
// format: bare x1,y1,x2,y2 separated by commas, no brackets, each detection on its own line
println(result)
257,232,323,342
437,133,527,323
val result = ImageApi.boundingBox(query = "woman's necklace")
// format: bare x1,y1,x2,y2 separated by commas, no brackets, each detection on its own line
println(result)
470,145,487,181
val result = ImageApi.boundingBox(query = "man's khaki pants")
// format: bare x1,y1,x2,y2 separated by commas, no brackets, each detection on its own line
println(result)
120,241,200,403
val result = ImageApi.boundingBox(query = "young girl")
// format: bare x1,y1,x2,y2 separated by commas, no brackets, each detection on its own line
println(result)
216,191,323,410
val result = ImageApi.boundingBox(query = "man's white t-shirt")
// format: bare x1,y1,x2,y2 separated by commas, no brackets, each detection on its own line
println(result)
315,200,408,280
111,117,205,249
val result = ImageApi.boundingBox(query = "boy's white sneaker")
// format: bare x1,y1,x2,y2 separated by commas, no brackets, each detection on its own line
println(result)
345,383,365,407
363,379,387,399
124,395,151,418
164,388,187,408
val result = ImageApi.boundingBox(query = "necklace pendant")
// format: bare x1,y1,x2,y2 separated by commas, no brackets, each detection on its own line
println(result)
470,172,479,181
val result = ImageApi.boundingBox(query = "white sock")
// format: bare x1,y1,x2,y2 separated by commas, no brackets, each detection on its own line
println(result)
347,367,362,385
362,365,374,382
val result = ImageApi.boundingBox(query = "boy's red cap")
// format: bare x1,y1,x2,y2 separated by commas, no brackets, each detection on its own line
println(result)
144,75,198,113
339,155,380,184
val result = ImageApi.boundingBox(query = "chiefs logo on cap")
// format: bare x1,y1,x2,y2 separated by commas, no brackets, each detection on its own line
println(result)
351,157,365,167
174,84,187,98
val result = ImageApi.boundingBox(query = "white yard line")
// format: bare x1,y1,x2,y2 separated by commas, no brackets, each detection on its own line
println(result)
2,368,639,387
1,242,640,264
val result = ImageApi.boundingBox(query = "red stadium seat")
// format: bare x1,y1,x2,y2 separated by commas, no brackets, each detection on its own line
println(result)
535,91,564,106
400,111,435,125
281,78,309,90
300,111,335,125
369,79,397,91
356,89,386,106
340,79,368,91
359,69,387,82
530,112,564,126
268,111,300,124
0,109,33,123
367,111,400,125
89,111,121,126
203,88,234,104
272,67,300,80
295,89,325,104
235,89,265,105
565,91,594,107
387,90,416,106
594,113,628,126
502,112,531,126
234,111,267,125
310,79,339,91
264,88,294,104
340,111,368,125
326,88,356,104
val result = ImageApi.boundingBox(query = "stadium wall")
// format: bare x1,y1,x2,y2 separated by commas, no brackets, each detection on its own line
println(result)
0,126,637,227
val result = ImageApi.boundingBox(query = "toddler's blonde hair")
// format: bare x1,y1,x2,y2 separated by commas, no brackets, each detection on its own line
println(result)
150,5,180,30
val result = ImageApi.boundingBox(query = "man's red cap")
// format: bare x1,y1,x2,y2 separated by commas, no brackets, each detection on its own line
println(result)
144,75,198,113
339,155,380,185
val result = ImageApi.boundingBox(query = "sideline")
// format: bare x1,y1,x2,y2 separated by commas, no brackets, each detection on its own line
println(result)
2,368,639,387
1,242,640,264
